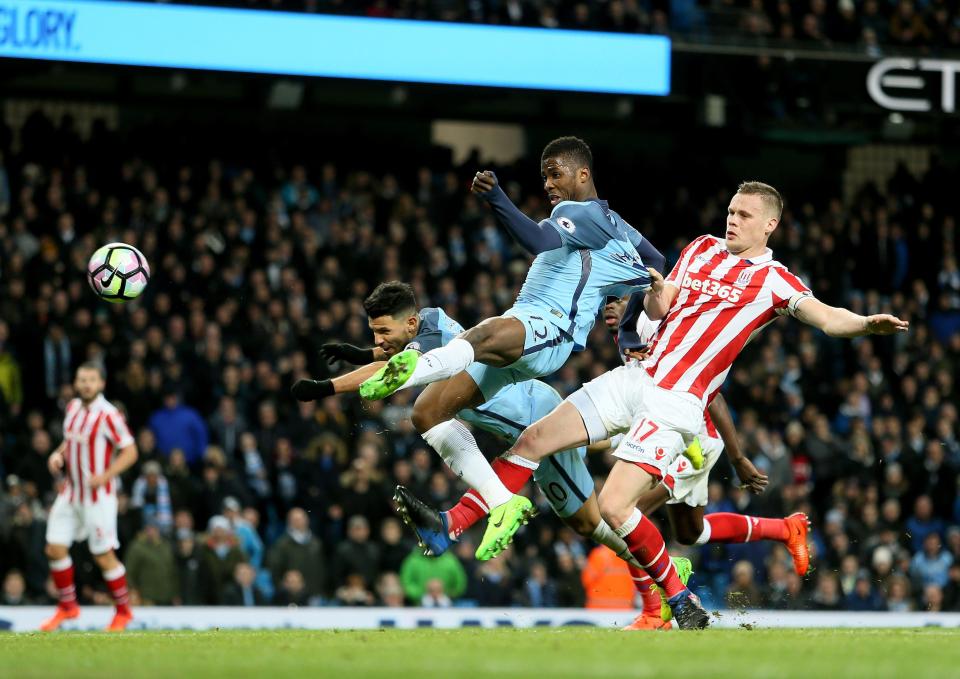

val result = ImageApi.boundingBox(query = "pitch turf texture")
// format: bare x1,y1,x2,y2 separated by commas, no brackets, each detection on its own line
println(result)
3,628,958,678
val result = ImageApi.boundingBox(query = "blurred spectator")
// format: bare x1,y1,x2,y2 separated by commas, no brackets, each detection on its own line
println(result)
2,570,29,605
200,515,248,604
333,515,380,591
149,387,209,466
126,520,179,605
907,496,946,553
130,461,174,536
273,570,309,607
266,508,325,600
222,496,263,569
223,563,267,606
845,571,885,612
399,548,467,604
727,560,764,609
581,546,633,610
911,533,954,589
517,560,558,608
335,573,376,606
0,320,22,420
375,572,405,607
174,528,216,605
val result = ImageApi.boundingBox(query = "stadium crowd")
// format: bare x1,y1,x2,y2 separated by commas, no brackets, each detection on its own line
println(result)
0,109,958,613
144,0,960,54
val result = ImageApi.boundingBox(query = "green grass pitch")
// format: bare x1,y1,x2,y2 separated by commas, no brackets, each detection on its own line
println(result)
3,628,959,678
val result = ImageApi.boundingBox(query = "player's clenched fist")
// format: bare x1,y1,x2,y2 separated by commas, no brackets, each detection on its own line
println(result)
471,170,498,195
646,267,664,294
48,451,64,475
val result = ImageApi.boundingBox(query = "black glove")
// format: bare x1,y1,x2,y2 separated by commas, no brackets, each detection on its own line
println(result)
291,379,335,402
319,343,375,366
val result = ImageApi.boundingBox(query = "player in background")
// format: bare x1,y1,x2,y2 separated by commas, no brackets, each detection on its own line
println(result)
473,181,909,629
41,362,139,632
358,137,664,560
291,282,642,571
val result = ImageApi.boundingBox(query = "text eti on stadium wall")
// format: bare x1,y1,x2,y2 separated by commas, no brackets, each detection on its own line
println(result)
0,1,670,95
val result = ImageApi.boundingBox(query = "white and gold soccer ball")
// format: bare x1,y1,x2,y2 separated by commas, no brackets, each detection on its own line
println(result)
87,242,151,303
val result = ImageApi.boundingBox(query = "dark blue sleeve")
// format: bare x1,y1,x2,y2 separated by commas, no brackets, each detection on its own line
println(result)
617,294,647,351
624,225,665,274
635,236,665,274
482,183,563,255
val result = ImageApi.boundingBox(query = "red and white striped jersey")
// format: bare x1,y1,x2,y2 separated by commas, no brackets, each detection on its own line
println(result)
645,234,812,401
61,394,134,504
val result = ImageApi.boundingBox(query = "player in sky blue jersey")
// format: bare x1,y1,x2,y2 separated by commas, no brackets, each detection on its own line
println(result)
358,137,666,560
291,281,638,568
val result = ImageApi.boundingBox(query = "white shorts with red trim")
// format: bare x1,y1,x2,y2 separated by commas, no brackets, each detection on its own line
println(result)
46,492,119,555
663,435,724,507
609,382,704,479
565,363,650,443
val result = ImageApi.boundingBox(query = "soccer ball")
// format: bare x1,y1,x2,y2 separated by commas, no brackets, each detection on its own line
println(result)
87,242,151,303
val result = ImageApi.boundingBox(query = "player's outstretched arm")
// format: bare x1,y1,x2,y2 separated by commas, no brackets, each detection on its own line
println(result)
291,361,387,401
792,297,909,338
89,443,138,489
471,170,563,255
708,394,767,495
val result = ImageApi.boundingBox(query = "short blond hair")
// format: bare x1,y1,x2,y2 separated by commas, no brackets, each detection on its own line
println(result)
737,181,783,219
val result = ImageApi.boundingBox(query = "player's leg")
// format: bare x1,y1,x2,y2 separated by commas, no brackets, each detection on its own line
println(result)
598,459,709,629
87,496,133,631
475,367,643,558
40,495,82,631
408,371,519,515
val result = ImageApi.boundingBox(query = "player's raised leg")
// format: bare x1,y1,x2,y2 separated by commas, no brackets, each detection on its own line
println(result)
474,401,592,559
409,372,533,555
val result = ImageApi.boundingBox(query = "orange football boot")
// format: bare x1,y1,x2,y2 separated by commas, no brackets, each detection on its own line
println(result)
622,613,672,631
106,611,133,632
39,606,80,632
784,512,811,576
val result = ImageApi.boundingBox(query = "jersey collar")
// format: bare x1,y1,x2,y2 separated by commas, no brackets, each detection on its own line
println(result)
588,198,610,216
726,245,774,265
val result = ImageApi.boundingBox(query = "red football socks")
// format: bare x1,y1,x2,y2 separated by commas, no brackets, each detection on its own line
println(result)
103,565,131,616
620,512,685,598
628,564,662,616
704,513,789,543
444,457,534,540
49,557,78,610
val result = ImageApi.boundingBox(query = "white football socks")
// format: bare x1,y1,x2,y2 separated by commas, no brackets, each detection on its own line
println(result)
592,519,641,568
422,419,513,507
400,337,475,390
694,517,712,546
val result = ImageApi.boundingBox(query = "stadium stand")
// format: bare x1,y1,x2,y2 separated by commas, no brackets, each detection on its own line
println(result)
0,108,957,613
134,0,960,54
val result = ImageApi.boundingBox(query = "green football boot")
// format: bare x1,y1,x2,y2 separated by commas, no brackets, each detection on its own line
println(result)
660,556,694,622
682,437,704,470
475,495,536,561
359,349,418,400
